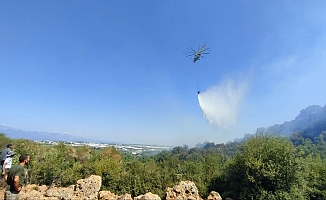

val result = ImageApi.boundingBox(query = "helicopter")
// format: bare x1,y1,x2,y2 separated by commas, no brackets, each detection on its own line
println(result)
185,44,210,63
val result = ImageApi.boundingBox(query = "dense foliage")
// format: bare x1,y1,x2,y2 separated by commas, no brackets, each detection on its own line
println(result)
2,131,326,199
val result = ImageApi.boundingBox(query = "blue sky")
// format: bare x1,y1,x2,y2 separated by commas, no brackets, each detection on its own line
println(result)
1,1,326,147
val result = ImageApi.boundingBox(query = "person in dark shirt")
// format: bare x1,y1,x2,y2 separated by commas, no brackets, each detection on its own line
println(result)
5,154,30,200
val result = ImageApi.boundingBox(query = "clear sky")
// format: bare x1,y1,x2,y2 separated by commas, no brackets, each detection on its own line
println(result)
1,1,326,147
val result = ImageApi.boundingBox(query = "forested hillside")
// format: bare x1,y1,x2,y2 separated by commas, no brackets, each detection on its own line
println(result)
2,129,326,199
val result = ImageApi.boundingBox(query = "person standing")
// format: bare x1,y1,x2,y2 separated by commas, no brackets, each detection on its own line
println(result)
5,154,30,200
1,144,13,166
2,151,16,182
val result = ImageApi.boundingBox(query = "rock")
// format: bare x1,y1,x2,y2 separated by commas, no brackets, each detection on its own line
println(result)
19,184,52,200
117,194,132,200
74,175,101,199
12,176,100,200
45,186,74,200
166,181,203,200
19,190,43,200
98,191,133,200
134,192,161,200
38,185,49,193
207,191,222,200
21,184,48,194
98,191,118,200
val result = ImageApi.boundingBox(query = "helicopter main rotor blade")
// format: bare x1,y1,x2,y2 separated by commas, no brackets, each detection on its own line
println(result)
187,47,196,53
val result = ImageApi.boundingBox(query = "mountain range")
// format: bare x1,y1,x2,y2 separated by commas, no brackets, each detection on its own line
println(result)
0,125,106,143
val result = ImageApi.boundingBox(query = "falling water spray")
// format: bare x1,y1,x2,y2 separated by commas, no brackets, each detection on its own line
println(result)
198,77,248,130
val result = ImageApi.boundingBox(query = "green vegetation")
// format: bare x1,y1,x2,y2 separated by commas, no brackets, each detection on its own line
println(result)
2,131,326,199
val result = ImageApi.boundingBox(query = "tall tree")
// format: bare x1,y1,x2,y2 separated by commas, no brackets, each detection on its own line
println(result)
215,134,306,199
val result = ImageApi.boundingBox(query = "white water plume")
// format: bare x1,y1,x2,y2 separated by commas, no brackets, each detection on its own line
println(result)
198,77,249,130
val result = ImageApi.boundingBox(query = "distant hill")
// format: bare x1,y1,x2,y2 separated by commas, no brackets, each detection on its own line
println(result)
259,104,326,139
0,125,105,143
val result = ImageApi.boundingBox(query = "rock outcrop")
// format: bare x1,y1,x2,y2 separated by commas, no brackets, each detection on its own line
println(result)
18,175,101,200
134,192,161,200
166,180,203,200
1,176,224,200
74,175,101,199
98,191,133,200
207,191,222,200
44,186,75,199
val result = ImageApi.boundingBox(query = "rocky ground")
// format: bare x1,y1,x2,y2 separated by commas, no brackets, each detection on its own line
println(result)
0,175,224,200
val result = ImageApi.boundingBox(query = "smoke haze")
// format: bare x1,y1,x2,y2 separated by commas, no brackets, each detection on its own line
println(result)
198,77,249,130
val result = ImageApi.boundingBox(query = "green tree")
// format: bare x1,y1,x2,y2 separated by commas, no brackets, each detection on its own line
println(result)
302,154,326,199
30,143,78,186
216,134,306,199
93,147,123,193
